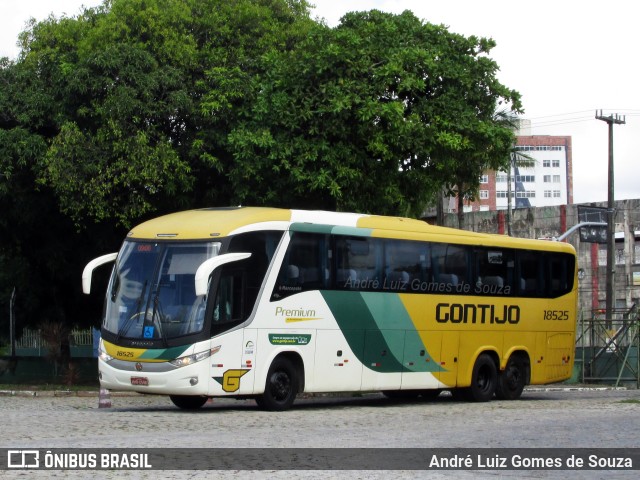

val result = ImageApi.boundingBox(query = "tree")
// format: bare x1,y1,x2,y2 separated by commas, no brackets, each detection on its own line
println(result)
229,10,522,217
14,0,314,227
0,0,314,331
447,110,525,228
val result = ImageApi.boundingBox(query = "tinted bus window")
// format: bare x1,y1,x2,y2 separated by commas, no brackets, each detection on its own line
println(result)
335,236,383,291
272,232,330,300
475,247,515,295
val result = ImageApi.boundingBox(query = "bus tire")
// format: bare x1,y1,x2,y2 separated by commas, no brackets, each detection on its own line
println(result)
258,357,298,411
465,353,497,402
169,395,208,410
495,356,528,400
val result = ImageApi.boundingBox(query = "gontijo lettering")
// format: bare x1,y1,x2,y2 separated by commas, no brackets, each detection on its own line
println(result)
436,303,521,324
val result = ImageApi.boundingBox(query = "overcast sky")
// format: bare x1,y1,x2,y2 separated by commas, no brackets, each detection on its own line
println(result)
2,0,638,204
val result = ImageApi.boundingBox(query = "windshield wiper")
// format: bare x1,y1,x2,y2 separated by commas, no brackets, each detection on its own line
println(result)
149,293,168,347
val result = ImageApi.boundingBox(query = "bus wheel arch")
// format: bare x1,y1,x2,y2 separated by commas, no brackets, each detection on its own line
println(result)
496,351,530,400
256,352,304,411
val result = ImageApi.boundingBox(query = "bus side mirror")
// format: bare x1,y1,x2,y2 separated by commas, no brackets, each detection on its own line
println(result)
194,252,251,296
82,253,118,294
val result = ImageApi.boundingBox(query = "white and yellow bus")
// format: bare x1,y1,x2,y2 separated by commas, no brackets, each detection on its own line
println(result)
83,207,577,410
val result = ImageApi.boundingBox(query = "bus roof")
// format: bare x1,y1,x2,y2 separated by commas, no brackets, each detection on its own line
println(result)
127,207,575,253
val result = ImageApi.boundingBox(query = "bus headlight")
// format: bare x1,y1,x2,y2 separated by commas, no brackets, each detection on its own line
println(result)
99,348,113,363
169,349,213,368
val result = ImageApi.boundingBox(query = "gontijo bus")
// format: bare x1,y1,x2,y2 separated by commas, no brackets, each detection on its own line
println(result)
83,207,577,410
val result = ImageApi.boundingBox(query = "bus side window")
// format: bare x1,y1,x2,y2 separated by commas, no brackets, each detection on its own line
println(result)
548,253,575,297
271,232,330,300
433,244,469,287
475,248,514,294
517,251,541,296
211,268,244,336
384,240,426,292
334,236,382,291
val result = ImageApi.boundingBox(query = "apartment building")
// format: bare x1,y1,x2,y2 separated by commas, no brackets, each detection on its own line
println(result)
455,132,573,213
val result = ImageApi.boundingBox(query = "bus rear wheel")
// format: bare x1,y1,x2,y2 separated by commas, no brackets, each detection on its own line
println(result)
495,356,527,400
257,357,298,411
464,353,497,402
169,395,208,410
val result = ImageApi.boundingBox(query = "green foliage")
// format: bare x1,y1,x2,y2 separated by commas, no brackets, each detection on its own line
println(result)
0,1,522,332
229,10,522,216
0,0,313,331
9,0,313,226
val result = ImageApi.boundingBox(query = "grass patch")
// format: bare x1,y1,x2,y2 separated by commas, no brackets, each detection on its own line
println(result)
617,399,640,404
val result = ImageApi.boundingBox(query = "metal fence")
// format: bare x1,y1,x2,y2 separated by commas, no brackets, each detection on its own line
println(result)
15,328,94,349
576,306,640,388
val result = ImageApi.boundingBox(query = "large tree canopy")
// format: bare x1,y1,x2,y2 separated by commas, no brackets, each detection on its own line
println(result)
0,1,521,333
228,10,522,216
13,0,314,226
0,0,314,331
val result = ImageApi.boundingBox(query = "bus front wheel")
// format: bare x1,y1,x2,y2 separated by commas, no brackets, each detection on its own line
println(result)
257,357,298,411
170,395,208,410
465,353,497,402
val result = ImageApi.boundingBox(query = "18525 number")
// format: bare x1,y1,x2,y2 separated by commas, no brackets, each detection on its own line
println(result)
543,310,569,321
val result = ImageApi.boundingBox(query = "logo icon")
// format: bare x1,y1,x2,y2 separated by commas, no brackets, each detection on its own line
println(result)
8,450,40,469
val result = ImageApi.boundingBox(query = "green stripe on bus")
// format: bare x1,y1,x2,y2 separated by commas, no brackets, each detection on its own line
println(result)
321,291,444,374
321,291,406,372
138,345,191,361
290,223,334,234
290,223,373,237
360,293,443,373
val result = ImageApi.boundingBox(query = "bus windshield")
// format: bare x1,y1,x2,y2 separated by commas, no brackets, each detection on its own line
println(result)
103,241,221,341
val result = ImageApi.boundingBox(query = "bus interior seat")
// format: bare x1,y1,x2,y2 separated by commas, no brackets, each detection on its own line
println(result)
337,269,357,287
285,264,303,285
521,278,537,294
438,273,458,286
483,276,504,287
386,271,410,284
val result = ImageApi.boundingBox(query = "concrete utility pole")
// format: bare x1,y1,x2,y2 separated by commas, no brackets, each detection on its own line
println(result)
595,110,626,322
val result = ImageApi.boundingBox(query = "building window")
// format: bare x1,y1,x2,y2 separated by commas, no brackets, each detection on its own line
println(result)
496,191,515,198
553,190,561,198
544,190,552,198
516,146,563,152
480,175,489,184
479,190,489,199
553,175,561,183
552,160,560,167
543,160,551,168
516,191,536,198
515,175,535,183
544,175,551,182
495,174,508,183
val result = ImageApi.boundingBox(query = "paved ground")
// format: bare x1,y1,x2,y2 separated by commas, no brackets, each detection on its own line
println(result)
0,386,638,479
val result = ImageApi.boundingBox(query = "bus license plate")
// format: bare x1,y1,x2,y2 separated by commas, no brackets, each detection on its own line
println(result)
131,376,149,386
